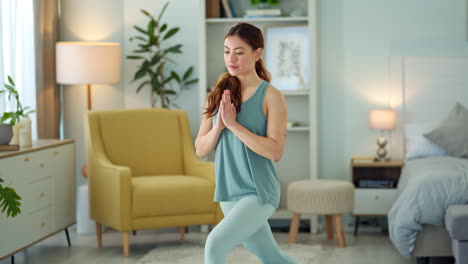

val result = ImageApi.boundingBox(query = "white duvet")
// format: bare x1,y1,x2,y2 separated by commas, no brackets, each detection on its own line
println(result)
388,156,468,257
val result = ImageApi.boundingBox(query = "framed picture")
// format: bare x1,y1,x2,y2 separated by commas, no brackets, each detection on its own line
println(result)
264,25,309,91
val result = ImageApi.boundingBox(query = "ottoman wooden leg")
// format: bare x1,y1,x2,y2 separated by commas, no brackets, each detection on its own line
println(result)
325,215,333,240
288,213,301,243
333,214,346,248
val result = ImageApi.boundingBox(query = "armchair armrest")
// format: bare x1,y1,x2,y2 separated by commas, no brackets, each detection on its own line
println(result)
185,159,215,184
88,152,133,231
445,204,468,240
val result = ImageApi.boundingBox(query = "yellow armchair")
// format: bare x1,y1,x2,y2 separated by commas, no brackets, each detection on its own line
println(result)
85,108,223,257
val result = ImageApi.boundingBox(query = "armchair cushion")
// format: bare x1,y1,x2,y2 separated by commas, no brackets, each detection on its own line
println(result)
132,175,216,218
445,204,468,240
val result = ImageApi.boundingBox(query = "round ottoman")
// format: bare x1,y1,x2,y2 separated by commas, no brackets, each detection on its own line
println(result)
287,179,354,247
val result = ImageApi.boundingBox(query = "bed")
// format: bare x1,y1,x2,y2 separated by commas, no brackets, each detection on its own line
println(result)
387,56,468,263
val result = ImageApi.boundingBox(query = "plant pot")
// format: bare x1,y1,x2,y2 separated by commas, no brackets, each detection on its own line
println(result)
0,124,13,145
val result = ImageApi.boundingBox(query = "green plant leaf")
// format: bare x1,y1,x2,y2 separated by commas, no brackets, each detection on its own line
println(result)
171,71,181,82
183,66,194,81
130,36,148,42
160,23,168,32
0,178,4,183
162,75,174,86
0,90,4,94
25,110,36,116
133,49,150,53
164,44,182,54
184,78,198,85
0,185,22,218
136,80,150,93
127,55,145,60
140,9,154,19
134,25,149,35
152,77,161,93
157,2,170,21
133,64,149,81
163,27,179,40
165,89,177,95
7,75,15,86
147,19,156,36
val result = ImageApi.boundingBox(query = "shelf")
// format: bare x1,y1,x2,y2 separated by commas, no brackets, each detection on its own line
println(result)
287,126,309,132
206,16,308,23
281,90,309,96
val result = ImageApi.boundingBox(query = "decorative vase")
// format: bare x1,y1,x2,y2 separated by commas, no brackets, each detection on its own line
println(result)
19,117,32,148
10,123,21,145
0,124,13,145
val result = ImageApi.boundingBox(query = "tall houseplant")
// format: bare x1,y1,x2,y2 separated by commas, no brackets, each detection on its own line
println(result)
127,2,198,108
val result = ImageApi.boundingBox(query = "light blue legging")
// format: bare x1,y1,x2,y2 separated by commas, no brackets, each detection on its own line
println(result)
204,195,296,264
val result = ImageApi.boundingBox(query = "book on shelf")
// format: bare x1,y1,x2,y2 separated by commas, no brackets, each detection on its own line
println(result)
221,0,236,18
206,0,220,18
0,144,19,151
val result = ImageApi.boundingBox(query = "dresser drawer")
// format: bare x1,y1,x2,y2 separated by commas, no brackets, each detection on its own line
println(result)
25,207,53,243
0,151,50,184
18,177,53,213
353,189,397,215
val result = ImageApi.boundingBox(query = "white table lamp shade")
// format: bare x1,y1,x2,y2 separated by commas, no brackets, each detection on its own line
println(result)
369,109,396,130
56,42,121,84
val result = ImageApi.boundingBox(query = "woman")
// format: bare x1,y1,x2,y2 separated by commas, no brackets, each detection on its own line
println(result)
195,23,295,264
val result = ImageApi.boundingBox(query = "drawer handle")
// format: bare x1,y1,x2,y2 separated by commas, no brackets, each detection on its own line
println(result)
40,222,46,228
54,151,59,156
40,164,45,168
39,193,45,198
24,158,30,162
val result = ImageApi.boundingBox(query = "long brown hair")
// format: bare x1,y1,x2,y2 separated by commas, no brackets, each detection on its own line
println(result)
204,23,271,118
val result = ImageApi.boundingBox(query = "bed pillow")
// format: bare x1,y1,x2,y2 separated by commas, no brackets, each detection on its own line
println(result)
405,122,448,160
424,103,468,158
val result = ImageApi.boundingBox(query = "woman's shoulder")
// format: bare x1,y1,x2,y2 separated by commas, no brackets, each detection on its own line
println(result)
264,83,285,102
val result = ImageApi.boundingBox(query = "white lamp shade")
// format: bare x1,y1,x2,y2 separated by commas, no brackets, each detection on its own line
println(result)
56,42,121,84
369,109,396,130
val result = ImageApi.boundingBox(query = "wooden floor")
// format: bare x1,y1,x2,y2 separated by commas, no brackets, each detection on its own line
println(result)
0,227,454,264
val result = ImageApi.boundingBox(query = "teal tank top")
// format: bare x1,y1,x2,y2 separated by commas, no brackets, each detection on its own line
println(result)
213,80,280,208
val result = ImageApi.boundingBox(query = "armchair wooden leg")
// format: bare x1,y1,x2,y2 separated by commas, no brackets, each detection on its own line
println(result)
333,214,346,248
180,226,186,241
325,215,334,240
122,232,129,257
288,213,301,243
96,223,102,248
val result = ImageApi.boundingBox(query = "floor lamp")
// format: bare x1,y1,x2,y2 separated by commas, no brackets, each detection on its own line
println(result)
56,42,121,178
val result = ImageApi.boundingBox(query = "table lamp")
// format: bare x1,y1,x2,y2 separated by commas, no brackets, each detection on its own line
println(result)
56,42,121,177
369,109,396,161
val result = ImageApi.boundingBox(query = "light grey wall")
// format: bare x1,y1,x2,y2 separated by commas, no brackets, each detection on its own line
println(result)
319,0,468,181
59,0,125,187
123,0,200,136
60,0,468,188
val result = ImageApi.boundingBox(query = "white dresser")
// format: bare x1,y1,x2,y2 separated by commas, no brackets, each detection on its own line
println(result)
0,139,75,260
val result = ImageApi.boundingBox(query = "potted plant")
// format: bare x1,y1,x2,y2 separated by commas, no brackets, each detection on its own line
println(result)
0,75,35,143
127,2,198,108
0,75,35,218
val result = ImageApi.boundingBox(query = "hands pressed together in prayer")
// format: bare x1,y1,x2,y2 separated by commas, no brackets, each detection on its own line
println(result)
216,89,237,130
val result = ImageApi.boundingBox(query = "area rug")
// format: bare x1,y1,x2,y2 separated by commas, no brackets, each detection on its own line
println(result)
138,241,323,264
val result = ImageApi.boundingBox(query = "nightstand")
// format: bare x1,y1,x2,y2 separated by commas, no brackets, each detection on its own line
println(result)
350,159,404,236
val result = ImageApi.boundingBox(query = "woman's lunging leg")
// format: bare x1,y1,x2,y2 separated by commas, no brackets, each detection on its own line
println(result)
242,223,296,263
205,196,273,263
204,196,296,264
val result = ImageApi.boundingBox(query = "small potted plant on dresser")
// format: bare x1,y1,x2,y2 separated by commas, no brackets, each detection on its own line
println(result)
0,75,35,150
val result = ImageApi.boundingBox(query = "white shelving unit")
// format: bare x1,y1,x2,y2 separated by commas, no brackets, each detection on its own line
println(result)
198,0,318,231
